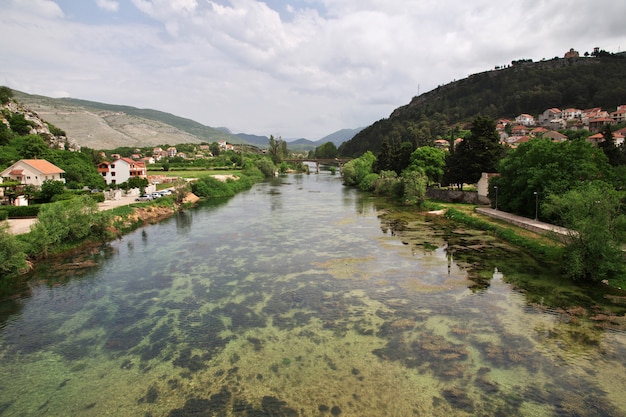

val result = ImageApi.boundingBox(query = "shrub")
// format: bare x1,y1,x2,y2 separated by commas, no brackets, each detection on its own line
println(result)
0,210,8,221
27,195,109,257
359,173,380,191
3,205,40,218
0,223,28,280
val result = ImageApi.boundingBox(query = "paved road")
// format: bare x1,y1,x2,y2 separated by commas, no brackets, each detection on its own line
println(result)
3,193,139,235
475,207,572,240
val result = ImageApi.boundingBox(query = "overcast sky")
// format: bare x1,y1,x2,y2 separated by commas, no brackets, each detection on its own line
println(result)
1,0,624,140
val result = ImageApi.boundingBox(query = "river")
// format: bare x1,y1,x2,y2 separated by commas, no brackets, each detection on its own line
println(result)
1,173,625,416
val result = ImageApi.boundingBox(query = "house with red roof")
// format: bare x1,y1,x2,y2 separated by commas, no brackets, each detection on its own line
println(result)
97,157,146,185
0,159,66,186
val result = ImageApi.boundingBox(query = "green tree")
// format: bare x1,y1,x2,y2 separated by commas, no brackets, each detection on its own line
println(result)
254,158,276,178
491,139,612,217
18,135,49,159
0,121,13,146
599,124,624,166
407,146,446,185
542,181,626,282
27,196,110,258
314,142,339,159
8,114,34,136
268,135,286,165
444,116,504,189
0,86,14,104
342,151,376,187
210,142,220,156
0,223,28,279
38,180,66,203
123,176,149,194
401,169,428,205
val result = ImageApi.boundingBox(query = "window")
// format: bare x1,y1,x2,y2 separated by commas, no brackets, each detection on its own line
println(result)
111,164,115,168
111,172,116,176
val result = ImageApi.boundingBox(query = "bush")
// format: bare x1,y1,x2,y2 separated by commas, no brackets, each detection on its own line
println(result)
255,158,276,178
359,173,380,191
0,210,7,221
26,195,109,257
342,151,376,186
0,223,28,280
191,176,235,199
3,205,40,218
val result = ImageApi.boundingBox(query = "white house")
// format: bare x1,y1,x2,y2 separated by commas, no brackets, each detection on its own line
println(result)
0,159,66,186
98,157,147,185
515,114,535,126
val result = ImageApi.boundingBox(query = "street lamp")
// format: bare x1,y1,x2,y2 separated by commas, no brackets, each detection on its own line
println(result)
533,191,538,221
494,186,498,210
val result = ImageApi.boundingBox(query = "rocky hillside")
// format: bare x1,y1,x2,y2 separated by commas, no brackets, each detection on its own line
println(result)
1,98,80,151
12,91,242,150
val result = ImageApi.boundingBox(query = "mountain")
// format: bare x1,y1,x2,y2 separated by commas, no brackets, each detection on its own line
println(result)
339,53,626,157
12,91,245,150
10,90,361,152
316,127,364,147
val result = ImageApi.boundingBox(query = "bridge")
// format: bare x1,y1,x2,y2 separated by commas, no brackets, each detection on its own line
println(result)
285,158,352,174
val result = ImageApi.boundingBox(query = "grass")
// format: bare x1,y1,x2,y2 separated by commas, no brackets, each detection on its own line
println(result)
444,206,563,260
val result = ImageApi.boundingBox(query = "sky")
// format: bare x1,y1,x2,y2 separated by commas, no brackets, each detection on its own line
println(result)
1,0,625,140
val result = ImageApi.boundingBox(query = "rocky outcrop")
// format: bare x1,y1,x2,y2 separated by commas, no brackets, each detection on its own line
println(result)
1,100,81,151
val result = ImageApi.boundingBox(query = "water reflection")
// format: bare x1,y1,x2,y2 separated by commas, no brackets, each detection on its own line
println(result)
0,173,624,417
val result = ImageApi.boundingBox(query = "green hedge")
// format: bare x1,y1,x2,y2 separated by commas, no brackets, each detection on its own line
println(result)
0,210,7,221
3,205,41,218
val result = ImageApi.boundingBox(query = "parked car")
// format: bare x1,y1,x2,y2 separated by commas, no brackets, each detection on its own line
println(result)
150,192,162,199
158,189,172,196
135,195,152,201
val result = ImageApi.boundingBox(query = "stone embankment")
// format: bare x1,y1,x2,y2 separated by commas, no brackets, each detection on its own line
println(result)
475,207,573,242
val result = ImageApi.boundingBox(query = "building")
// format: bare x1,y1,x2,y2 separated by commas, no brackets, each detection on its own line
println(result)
98,157,147,185
515,114,535,126
0,159,66,186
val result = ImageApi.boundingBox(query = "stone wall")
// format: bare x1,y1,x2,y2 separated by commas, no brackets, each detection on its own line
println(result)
426,188,490,205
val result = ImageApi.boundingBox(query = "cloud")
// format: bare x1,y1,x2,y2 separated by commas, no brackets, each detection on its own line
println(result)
2,0,626,139
96,0,120,12
10,0,64,18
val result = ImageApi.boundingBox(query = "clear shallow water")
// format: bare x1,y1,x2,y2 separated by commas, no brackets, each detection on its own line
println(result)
1,173,625,417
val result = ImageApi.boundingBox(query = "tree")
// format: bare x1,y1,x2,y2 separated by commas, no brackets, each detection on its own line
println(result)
0,223,27,279
0,86,14,104
18,135,49,159
407,146,446,185
444,116,504,189
599,124,625,166
210,142,220,157
38,180,66,203
342,151,376,187
8,114,34,136
268,135,286,165
124,176,149,194
315,142,339,159
0,122,13,146
27,196,109,258
542,181,626,282
491,139,612,217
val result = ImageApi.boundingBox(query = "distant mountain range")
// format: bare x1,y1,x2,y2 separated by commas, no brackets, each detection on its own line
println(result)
11,91,361,151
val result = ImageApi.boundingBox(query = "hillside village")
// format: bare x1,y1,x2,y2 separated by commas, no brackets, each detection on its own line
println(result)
434,104,626,150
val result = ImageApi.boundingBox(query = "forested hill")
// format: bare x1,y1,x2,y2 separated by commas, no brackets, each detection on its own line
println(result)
338,53,626,157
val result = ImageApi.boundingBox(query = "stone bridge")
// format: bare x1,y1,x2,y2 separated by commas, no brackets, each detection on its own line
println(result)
285,158,352,174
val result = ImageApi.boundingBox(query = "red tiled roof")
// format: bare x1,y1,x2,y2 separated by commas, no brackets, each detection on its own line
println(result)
22,159,65,174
